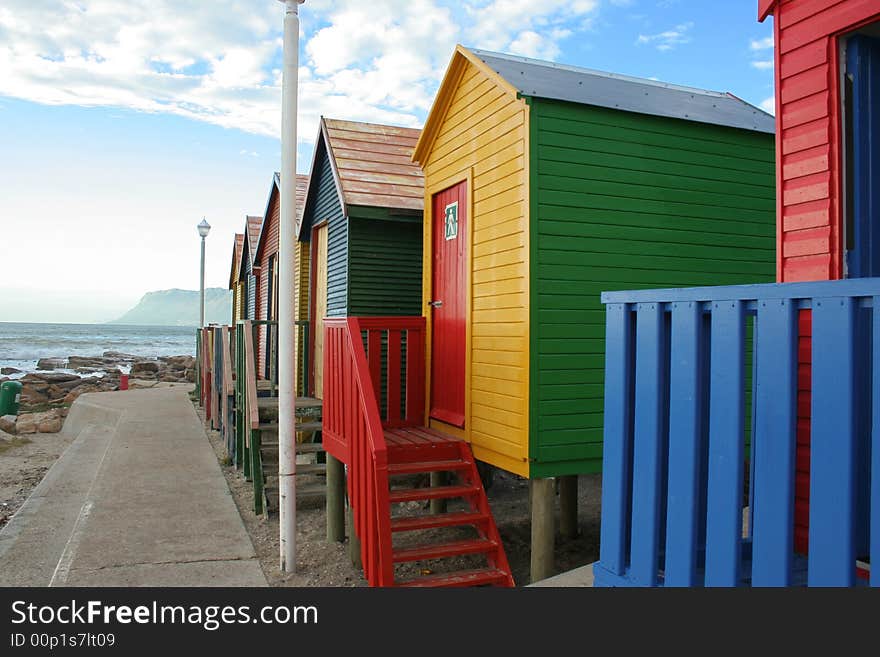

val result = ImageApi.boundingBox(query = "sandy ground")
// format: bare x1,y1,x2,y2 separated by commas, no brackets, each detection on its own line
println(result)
202,411,602,587
0,429,76,530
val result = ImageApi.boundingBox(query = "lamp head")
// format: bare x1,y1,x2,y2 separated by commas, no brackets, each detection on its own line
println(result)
197,217,211,238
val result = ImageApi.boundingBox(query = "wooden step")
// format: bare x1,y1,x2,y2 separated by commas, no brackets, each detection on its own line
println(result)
257,421,322,433
262,463,325,476
392,537,496,563
388,459,471,475
390,511,488,533
388,484,478,504
396,568,510,588
258,440,325,453
264,483,326,509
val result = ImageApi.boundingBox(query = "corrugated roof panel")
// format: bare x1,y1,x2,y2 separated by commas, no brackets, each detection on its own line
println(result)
469,47,775,134
323,118,424,211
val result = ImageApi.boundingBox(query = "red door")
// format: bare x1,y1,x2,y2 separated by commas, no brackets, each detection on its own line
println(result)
430,182,467,427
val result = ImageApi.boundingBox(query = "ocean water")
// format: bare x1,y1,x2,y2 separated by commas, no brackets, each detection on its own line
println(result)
0,322,197,375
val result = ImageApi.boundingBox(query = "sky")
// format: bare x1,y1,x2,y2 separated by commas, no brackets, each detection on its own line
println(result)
0,0,776,323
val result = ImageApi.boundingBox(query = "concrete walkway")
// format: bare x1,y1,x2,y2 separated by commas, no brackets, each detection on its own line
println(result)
0,387,267,586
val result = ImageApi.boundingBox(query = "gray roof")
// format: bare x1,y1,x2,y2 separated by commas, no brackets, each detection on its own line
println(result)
469,48,775,134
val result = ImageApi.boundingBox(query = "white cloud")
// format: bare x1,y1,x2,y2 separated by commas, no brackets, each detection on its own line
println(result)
760,96,775,114
751,59,774,70
636,21,693,52
0,0,602,145
750,36,774,50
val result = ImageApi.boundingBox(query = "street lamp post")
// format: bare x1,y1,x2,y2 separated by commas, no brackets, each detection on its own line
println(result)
197,217,211,327
277,0,304,574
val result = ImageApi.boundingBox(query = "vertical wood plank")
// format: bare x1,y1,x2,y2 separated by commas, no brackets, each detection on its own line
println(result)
809,297,856,586
705,300,745,587
599,303,634,576
873,297,880,588
387,329,402,425
752,299,798,586
405,327,425,425
664,302,704,586
630,303,668,586
368,329,382,403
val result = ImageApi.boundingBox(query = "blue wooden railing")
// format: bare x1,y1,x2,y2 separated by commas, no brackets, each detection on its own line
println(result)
595,278,879,587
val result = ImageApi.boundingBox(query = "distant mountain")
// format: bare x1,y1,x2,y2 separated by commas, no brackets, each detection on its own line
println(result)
111,288,232,327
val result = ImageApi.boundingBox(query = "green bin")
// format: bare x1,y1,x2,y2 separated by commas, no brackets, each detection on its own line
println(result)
0,380,23,416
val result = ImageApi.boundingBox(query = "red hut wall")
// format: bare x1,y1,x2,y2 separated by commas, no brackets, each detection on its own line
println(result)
762,0,880,552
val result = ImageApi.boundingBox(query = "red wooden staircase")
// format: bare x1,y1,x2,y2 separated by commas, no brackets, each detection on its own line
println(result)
323,317,514,588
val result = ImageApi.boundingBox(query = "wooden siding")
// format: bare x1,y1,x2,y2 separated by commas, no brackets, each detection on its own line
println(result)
772,0,880,282
304,145,348,317
294,241,310,395
347,214,423,316
420,58,531,477
764,0,880,555
530,98,776,476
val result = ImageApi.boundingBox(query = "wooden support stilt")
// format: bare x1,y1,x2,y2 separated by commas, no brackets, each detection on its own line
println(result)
347,501,362,570
530,477,555,584
559,475,579,540
326,455,345,542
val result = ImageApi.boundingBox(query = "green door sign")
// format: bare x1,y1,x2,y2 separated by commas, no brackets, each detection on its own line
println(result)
444,201,458,241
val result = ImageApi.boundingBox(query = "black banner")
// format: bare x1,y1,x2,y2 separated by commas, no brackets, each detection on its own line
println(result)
0,586,872,653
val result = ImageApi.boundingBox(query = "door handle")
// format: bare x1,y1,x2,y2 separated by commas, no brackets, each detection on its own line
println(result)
428,300,443,308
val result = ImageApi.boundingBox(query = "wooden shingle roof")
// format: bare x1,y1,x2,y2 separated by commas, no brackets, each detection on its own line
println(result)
229,233,244,289
322,118,424,212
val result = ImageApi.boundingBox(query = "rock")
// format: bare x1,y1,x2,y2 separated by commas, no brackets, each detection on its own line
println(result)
19,386,49,408
67,356,110,368
17,410,63,434
0,415,16,434
38,417,63,433
63,384,101,404
0,367,22,375
128,379,157,389
74,367,104,374
131,361,159,375
14,414,38,434
36,358,66,370
27,372,80,384
185,368,196,383
160,355,195,368
103,351,139,361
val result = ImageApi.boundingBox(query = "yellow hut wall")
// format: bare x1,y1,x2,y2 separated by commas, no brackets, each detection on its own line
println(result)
293,240,310,396
421,58,531,477
233,281,244,322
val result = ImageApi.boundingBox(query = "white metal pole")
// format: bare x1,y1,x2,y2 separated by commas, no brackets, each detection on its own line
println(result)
200,236,206,328
278,0,303,573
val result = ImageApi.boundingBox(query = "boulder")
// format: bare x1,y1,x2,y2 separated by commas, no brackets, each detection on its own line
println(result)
74,366,104,374
38,416,63,433
103,351,139,361
19,385,49,407
28,372,80,384
185,368,196,383
14,410,63,434
14,414,38,434
0,415,16,434
0,367,22,375
160,355,196,368
67,356,110,369
131,361,159,375
63,383,101,404
36,358,66,370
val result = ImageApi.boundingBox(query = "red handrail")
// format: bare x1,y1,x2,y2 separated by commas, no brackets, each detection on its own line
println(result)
323,316,426,586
